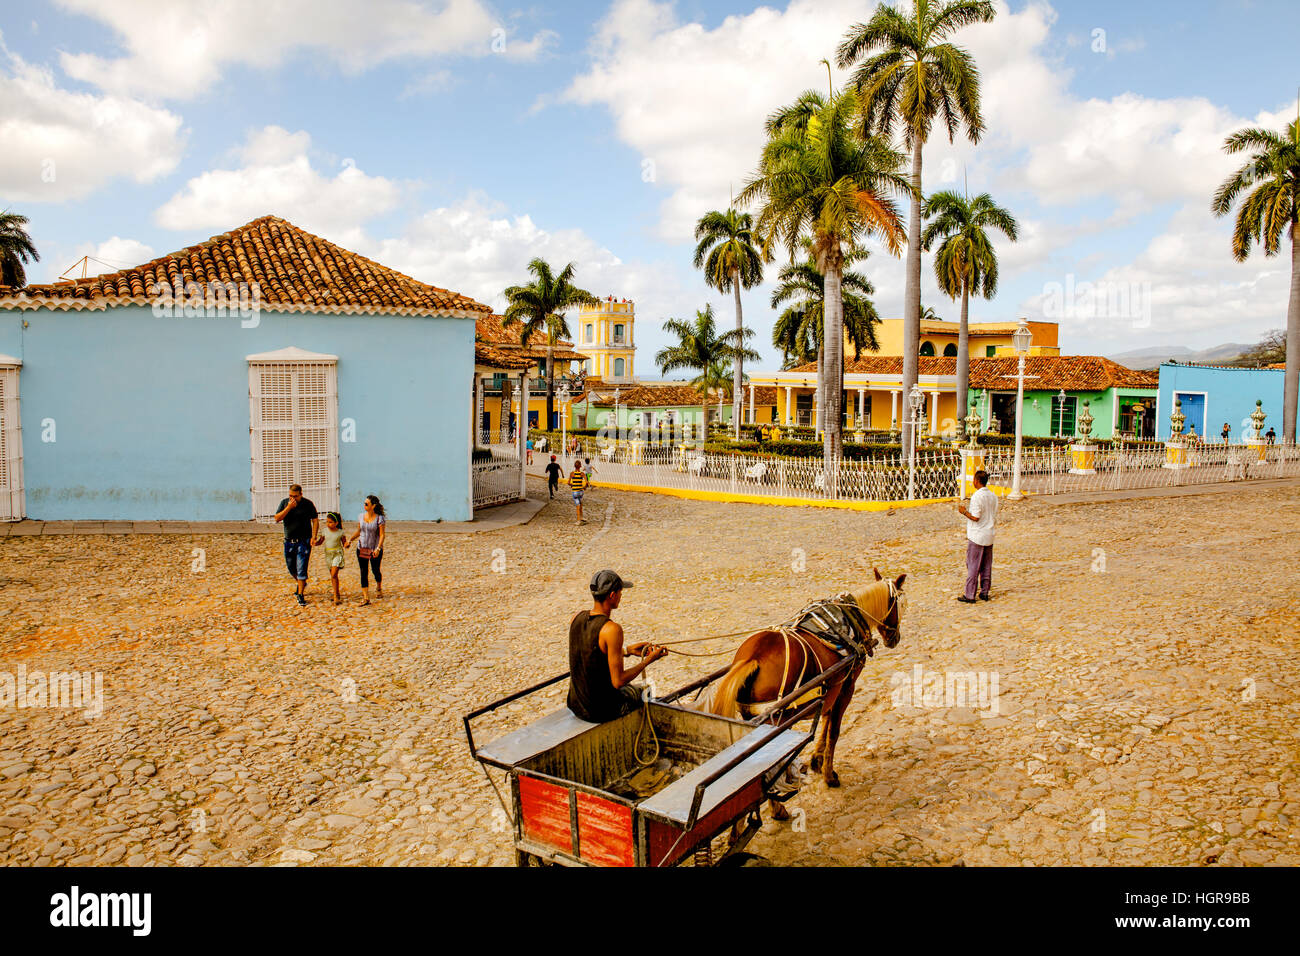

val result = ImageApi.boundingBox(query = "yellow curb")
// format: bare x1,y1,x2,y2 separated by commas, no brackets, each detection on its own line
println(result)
588,479,954,511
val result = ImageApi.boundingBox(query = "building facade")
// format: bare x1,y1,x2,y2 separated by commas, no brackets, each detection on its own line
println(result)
1154,362,1296,441
0,216,490,522
575,298,636,384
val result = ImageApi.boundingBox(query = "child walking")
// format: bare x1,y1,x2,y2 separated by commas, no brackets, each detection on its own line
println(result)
321,512,349,605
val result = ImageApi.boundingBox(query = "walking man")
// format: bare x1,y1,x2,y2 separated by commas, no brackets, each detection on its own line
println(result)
956,470,996,604
274,483,321,606
569,459,588,525
544,455,563,499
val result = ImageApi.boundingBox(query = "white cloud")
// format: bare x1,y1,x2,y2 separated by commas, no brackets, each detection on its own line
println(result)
0,36,184,202
55,0,558,100
153,127,407,243
71,237,157,275
400,69,455,99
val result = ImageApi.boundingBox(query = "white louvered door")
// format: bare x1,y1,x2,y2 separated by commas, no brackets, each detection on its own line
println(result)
0,366,24,521
249,361,339,520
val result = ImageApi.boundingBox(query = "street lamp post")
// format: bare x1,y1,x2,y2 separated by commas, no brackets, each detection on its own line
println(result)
907,383,924,501
558,383,571,457
1008,318,1033,500
1056,388,1066,439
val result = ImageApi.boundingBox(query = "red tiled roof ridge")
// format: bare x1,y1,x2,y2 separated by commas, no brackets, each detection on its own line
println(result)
11,215,491,316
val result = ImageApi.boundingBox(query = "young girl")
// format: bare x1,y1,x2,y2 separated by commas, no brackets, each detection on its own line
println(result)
347,495,387,606
322,512,349,605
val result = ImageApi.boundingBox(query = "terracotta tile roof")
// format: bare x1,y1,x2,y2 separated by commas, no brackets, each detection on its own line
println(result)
789,356,958,376
475,343,532,370
581,384,714,407
969,356,1159,391
475,314,588,362
783,354,1157,390
3,216,491,317
745,386,779,404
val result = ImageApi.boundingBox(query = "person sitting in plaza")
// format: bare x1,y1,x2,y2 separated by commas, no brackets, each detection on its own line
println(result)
956,470,997,604
273,483,321,606
567,570,666,723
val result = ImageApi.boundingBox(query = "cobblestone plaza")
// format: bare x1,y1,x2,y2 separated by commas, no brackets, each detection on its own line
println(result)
1,477,1297,866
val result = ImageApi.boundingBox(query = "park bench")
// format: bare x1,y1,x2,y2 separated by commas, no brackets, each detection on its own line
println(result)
600,445,616,462
743,462,768,483
687,455,707,476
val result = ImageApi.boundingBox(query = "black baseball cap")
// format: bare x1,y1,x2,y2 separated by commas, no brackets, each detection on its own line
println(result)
591,569,633,599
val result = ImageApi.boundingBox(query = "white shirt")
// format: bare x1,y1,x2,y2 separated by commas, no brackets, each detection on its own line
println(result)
966,487,997,546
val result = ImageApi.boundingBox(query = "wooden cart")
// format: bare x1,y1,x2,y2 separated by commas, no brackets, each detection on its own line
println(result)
463,658,852,867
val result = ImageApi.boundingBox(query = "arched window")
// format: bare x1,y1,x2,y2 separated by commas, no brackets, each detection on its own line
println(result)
585,323,593,343
943,343,958,357
919,341,936,357
614,323,625,343
614,358,625,377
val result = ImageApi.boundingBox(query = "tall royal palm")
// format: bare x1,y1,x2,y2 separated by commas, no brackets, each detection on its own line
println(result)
655,305,760,435
693,209,765,439
921,190,1019,416
1213,117,1300,443
771,242,881,422
838,0,995,460
503,258,600,429
0,211,40,288
740,88,906,465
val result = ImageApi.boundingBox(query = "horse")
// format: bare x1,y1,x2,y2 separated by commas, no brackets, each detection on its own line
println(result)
706,569,906,817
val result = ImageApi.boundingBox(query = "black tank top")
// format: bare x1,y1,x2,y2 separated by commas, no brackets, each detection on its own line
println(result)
567,611,627,723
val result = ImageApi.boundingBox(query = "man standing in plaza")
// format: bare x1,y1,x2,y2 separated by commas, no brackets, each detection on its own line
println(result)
956,470,996,604
274,483,321,606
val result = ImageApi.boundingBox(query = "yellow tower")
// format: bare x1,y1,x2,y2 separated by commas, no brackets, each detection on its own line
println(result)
576,297,636,384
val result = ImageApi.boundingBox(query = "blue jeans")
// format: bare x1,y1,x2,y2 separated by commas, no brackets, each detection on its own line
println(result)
284,539,312,581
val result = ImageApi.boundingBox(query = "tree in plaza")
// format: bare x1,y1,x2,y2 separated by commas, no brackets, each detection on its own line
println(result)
502,259,601,430
0,211,40,288
1231,329,1286,368
740,86,906,467
837,0,996,461
655,304,760,436
693,208,765,439
771,241,881,426
1213,116,1300,442
921,189,1019,415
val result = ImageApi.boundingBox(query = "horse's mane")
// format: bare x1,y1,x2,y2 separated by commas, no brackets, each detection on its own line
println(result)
853,579,893,623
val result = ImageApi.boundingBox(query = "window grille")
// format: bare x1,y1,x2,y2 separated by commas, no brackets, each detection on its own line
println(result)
0,364,24,521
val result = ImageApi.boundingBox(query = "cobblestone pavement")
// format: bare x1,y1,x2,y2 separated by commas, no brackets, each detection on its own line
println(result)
1,477,1297,866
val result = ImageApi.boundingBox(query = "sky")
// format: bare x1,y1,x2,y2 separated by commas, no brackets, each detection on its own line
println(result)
2,0,1297,372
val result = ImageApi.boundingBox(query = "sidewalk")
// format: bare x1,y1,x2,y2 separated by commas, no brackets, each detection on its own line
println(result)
1020,474,1300,508
0,497,548,536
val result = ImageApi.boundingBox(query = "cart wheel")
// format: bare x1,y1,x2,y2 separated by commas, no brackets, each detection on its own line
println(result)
515,850,535,867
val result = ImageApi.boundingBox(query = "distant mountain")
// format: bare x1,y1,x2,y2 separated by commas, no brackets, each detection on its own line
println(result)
1105,343,1252,370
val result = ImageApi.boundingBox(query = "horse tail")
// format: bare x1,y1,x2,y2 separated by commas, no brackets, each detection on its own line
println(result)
708,658,760,719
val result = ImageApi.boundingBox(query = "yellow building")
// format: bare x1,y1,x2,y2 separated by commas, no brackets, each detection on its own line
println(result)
576,298,637,384
750,318,1060,438
870,318,1059,358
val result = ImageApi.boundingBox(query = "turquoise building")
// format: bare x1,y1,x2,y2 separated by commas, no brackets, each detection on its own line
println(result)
0,216,490,522
1155,362,1295,441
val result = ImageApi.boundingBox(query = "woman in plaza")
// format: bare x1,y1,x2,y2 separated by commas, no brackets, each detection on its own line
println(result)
347,495,387,605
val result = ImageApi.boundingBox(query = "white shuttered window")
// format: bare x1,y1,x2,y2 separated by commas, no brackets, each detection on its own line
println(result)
248,350,339,520
0,360,24,521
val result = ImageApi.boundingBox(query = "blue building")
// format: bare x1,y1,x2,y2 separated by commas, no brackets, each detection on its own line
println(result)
0,216,491,522
1155,362,1295,441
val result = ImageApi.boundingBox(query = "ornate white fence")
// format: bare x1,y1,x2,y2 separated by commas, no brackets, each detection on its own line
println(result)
978,442,1300,496
472,454,523,509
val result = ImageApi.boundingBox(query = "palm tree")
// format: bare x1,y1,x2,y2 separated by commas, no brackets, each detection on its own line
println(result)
655,304,760,434
503,258,600,429
740,87,907,466
0,211,40,288
837,0,995,461
771,242,881,423
694,209,765,439
921,189,1019,414
1213,117,1300,443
